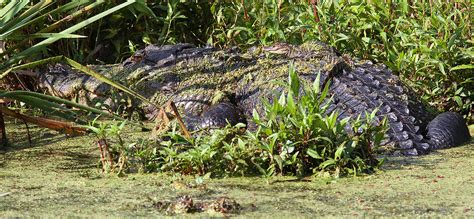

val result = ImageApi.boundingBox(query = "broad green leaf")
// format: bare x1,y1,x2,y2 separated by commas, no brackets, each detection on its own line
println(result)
286,93,296,115
288,62,300,95
335,142,346,160
454,96,462,106
133,0,157,18
319,159,335,169
278,92,286,106
312,71,321,94
307,148,322,159
274,155,283,172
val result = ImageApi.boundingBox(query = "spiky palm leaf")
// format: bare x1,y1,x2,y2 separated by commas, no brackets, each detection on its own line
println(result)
0,0,143,143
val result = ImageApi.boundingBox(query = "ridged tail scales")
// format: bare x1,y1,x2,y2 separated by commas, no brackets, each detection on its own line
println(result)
426,112,471,149
328,60,471,156
326,61,433,156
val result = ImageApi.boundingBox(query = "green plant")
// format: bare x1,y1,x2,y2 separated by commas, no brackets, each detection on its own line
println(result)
126,138,157,173
86,119,125,174
70,0,214,63
0,0,162,123
244,63,387,177
145,63,388,178
206,1,310,47
86,119,157,174
86,118,113,172
0,1,153,147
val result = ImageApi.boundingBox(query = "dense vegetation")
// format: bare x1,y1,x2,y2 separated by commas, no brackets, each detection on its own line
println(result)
0,0,472,177
46,0,470,120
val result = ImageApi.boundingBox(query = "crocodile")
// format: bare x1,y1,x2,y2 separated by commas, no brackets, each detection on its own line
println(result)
37,41,471,156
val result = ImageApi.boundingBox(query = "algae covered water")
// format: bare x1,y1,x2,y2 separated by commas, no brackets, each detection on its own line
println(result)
1,122,473,217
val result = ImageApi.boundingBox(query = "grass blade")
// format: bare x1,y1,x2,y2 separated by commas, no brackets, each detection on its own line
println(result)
0,0,135,70
0,90,125,122
0,0,29,26
0,0,92,57
0,0,52,39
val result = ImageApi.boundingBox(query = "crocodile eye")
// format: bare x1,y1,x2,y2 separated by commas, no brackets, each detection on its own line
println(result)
132,54,143,62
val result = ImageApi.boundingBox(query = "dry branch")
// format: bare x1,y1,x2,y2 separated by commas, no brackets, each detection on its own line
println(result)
151,101,191,139
0,106,87,136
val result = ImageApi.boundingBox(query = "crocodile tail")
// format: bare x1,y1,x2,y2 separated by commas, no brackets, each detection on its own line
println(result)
426,112,471,149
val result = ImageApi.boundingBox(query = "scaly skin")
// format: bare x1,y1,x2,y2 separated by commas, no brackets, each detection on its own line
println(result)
38,41,471,156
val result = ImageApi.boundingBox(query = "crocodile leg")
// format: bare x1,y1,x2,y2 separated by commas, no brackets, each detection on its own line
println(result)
186,102,246,131
199,102,246,129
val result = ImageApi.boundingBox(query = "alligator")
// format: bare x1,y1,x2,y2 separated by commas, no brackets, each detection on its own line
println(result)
37,41,471,156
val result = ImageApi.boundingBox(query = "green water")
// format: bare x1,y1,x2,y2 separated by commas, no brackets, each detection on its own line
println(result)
1,122,473,217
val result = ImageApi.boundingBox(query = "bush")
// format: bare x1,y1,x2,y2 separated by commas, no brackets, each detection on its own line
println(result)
309,2,473,122
7,1,470,121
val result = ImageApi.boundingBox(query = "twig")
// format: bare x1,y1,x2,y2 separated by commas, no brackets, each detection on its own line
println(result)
169,102,191,139
151,101,191,139
23,121,32,145
100,138,114,169
429,0,433,15
97,139,107,172
309,0,322,32
151,106,171,139
241,0,249,20
11,70,38,77
0,192,11,197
